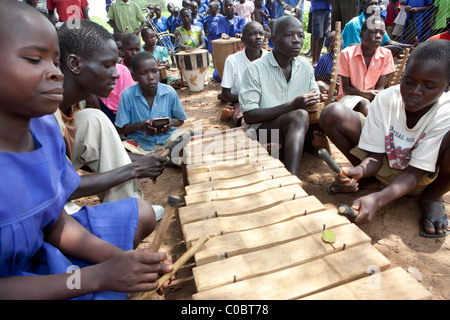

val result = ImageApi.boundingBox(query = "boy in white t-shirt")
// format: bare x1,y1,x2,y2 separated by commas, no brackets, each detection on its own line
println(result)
319,39,450,238
220,21,268,127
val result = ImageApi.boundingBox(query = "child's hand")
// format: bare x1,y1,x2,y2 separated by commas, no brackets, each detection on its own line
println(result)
133,153,168,179
350,193,381,225
160,120,173,134
319,91,328,102
141,119,158,135
334,168,359,193
155,258,176,295
341,166,364,181
292,91,320,110
221,33,230,40
365,90,379,101
95,250,175,294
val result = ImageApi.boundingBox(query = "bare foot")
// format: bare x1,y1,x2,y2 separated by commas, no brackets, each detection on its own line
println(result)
220,106,234,121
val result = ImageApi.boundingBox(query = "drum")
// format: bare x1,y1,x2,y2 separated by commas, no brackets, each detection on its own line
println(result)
158,65,167,81
212,37,244,80
175,49,210,92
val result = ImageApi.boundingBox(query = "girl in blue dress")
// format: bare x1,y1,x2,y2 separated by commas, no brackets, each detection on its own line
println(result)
0,0,174,300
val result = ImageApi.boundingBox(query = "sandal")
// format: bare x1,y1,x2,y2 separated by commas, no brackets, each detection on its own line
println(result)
327,181,339,195
327,181,359,195
419,200,449,238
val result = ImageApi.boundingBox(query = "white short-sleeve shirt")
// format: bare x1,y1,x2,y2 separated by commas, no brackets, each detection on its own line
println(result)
221,49,268,95
359,85,450,172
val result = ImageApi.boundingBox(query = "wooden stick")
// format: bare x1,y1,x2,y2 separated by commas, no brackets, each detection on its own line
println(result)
389,48,410,87
318,148,347,179
151,194,184,252
137,234,210,300
325,21,341,106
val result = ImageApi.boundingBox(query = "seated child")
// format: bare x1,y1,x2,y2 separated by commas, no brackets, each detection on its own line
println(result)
315,31,336,85
220,21,268,127
0,0,173,300
115,52,188,158
121,33,142,72
113,33,125,63
319,39,450,238
56,19,168,211
314,30,343,99
338,15,395,116
141,27,182,88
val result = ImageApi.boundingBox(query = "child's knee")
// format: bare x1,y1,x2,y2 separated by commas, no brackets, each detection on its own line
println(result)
136,198,156,234
319,102,345,127
287,109,308,125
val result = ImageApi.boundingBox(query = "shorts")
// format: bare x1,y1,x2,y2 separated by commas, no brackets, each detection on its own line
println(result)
311,9,331,39
123,130,185,155
339,94,368,110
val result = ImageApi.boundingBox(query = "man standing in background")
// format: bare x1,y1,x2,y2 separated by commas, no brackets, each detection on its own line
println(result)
107,0,146,35
47,0,90,27
330,0,360,30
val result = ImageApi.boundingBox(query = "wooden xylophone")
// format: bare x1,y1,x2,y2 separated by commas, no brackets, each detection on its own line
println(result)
177,128,431,300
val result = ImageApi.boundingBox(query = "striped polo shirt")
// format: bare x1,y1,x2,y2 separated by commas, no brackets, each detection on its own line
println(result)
239,50,319,131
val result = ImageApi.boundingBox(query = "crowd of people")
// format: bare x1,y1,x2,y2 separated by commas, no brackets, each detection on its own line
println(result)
1,0,449,299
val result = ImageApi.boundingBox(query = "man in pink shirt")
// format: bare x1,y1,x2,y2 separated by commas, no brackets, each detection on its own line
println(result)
47,0,89,25
338,15,395,116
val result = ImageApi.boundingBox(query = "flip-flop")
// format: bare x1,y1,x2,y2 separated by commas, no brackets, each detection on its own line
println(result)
327,182,338,195
327,181,358,195
419,200,449,238
327,181,342,195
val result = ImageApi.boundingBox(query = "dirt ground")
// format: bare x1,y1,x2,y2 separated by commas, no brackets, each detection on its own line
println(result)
75,69,449,301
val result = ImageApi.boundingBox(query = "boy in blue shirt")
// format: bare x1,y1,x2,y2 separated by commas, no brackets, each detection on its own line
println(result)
115,52,187,156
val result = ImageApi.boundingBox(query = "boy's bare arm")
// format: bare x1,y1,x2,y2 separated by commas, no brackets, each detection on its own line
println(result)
45,210,123,264
116,121,154,136
341,76,378,101
0,211,172,299
243,91,320,124
68,153,167,200
376,166,424,207
353,165,424,224
221,87,239,103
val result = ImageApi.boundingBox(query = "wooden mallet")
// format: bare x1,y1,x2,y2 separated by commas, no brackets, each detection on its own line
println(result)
151,194,184,252
317,148,347,179
136,234,210,300
318,148,359,193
